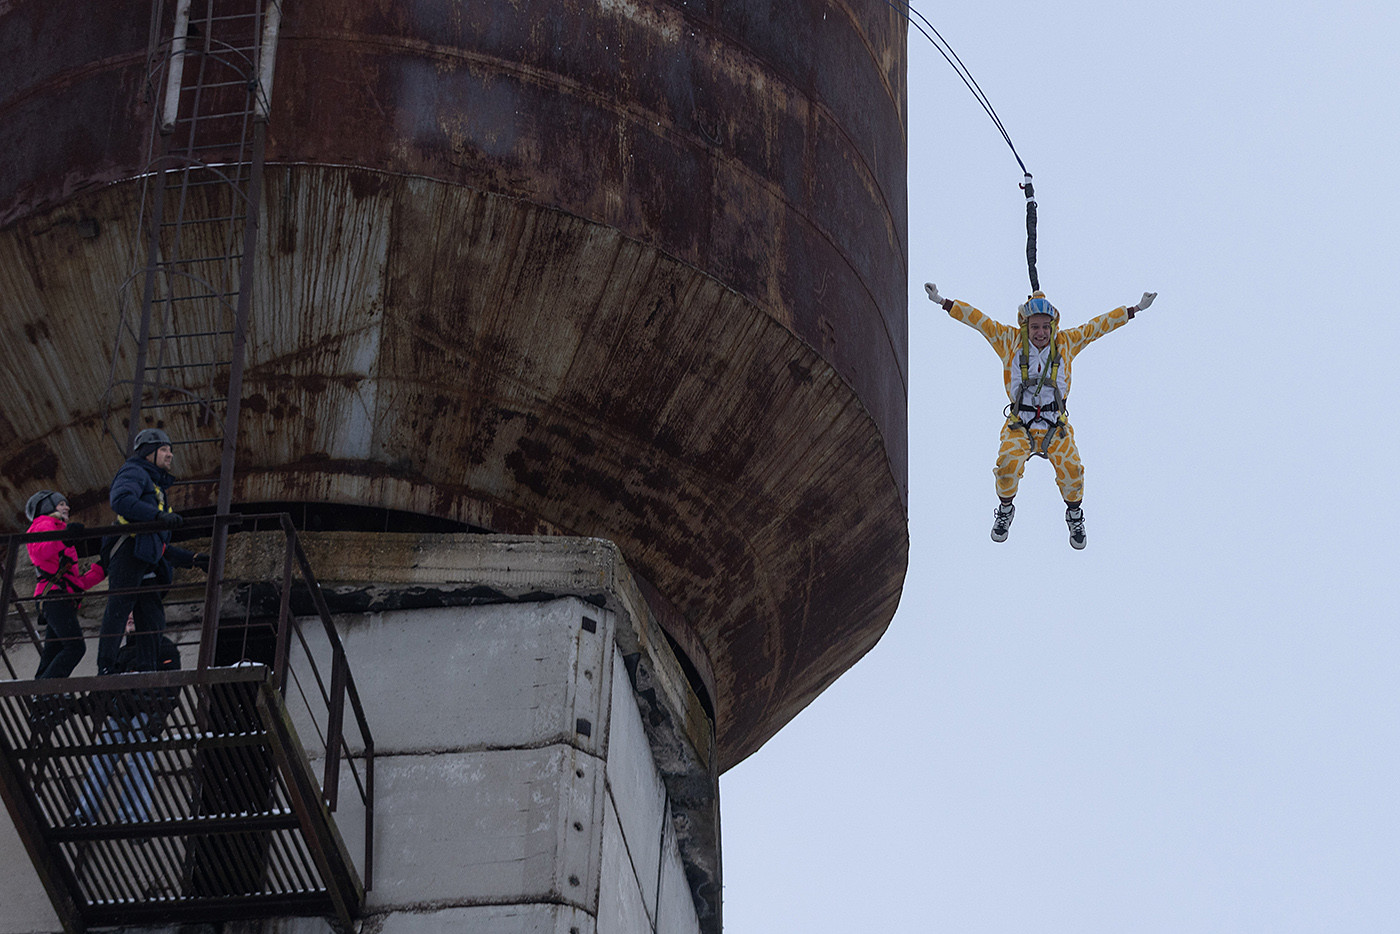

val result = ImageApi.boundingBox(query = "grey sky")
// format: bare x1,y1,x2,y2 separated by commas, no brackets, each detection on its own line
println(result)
721,2,1399,931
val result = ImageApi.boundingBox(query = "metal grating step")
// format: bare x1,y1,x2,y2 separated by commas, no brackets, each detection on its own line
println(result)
0,668,363,932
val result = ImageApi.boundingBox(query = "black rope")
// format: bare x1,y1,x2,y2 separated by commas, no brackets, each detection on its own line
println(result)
880,0,1028,175
880,0,1041,291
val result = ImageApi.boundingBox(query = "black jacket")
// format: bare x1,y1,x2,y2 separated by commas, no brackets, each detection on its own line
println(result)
107,635,183,734
104,455,196,569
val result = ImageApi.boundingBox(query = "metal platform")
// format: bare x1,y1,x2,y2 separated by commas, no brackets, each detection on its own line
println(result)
0,666,363,932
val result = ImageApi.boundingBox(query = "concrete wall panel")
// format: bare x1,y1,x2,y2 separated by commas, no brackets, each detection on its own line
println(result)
359,744,604,911
597,796,652,934
287,598,614,758
657,809,702,934
605,645,667,920
0,806,61,933
375,903,595,934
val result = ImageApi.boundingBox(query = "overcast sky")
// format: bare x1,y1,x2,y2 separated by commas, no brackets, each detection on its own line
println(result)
720,2,1400,931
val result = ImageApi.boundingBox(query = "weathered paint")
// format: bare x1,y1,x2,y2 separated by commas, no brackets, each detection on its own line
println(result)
0,0,909,769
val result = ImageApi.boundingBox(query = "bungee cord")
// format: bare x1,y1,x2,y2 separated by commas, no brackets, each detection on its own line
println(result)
879,0,1041,290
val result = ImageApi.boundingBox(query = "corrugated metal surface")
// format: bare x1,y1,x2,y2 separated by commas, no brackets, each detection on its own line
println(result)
0,0,908,768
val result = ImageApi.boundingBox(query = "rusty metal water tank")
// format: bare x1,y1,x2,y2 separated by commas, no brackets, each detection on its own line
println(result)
0,0,908,768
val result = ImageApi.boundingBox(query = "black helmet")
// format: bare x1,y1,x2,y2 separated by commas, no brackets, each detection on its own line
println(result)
132,427,173,457
25,490,67,522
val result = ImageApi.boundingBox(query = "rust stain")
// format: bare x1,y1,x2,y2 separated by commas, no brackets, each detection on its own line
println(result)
1,441,59,486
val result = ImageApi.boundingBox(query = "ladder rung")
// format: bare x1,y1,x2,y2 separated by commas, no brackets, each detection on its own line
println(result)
153,329,236,340
154,358,232,369
175,109,256,124
143,398,228,410
162,215,244,226
186,78,252,91
183,38,260,54
161,292,234,302
201,16,261,29
154,254,242,266
153,361,232,369
179,142,254,155
182,58,256,72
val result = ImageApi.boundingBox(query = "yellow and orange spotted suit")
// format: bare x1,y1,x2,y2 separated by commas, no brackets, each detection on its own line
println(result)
947,299,1136,503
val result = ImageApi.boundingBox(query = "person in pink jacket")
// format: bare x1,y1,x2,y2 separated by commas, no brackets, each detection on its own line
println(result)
25,490,106,679
926,284,1157,548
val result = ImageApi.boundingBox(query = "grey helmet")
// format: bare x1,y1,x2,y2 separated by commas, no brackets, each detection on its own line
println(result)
25,490,67,521
132,427,173,458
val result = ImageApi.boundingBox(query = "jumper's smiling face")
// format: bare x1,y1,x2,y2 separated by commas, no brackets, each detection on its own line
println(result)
1028,314,1054,349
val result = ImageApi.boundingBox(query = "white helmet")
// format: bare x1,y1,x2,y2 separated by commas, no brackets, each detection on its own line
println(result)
1017,292,1059,327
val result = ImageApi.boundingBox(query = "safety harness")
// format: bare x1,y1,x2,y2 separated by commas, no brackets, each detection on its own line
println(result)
108,481,171,562
1005,326,1066,458
34,550,77,596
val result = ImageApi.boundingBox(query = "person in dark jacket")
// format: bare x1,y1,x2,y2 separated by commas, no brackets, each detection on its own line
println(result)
71,616,182,825
24,490,106,678
96,429,208,675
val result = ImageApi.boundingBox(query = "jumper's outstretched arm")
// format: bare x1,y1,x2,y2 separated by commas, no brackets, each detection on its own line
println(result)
930,282,1157,316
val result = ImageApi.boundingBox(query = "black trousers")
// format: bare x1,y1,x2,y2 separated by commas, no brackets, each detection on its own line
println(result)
96,544,165,674
34,597,85,679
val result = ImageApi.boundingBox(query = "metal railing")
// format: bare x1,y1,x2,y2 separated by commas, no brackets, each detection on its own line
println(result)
0,512,374,889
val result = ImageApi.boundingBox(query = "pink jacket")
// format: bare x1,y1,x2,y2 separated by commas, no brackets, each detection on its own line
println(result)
26,515,106,598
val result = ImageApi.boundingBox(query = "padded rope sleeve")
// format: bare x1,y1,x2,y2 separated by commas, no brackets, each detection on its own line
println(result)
1024,182,1039,293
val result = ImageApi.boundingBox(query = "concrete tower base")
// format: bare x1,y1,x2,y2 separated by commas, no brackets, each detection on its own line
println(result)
0,534,719,934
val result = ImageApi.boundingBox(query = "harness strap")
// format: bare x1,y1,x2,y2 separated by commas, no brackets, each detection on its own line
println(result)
110,481,170,564
34,551,76,596
1010,327,1065,457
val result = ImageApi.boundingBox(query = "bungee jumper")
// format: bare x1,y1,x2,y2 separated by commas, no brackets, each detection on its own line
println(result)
925,284,1157,548
884,0,1160,545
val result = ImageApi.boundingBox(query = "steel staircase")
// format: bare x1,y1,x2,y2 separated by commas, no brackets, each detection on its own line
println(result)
0,516,373,934
0,667,362,931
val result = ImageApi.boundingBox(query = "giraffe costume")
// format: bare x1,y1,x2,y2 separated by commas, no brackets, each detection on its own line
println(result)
926,284,1157,547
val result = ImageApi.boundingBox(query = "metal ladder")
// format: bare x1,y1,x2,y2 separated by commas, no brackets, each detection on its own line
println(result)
102,0,283,643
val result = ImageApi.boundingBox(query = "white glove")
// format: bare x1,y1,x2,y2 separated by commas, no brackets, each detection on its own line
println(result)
1135,291,1157,312
924,282,945,305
